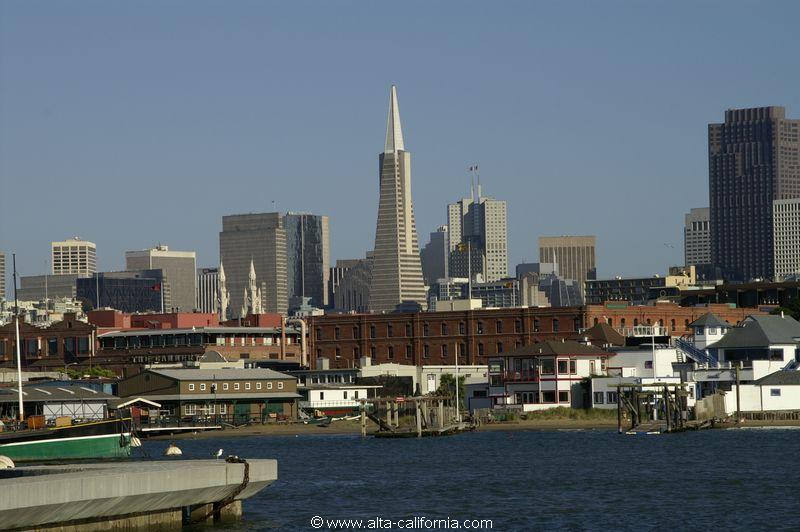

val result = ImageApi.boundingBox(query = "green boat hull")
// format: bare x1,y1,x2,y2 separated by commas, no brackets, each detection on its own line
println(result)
0,433,131,462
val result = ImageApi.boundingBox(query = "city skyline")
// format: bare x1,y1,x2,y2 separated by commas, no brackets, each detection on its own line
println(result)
2,2,800,290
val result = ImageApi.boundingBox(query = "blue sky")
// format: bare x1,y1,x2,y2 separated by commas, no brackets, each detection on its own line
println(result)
2,0,799,289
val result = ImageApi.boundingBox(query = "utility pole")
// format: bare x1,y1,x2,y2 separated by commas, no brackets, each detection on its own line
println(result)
735,362,741,423
12,254,24,421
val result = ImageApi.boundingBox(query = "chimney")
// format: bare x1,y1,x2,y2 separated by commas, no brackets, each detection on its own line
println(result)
359,356,372,368
316,357,330,370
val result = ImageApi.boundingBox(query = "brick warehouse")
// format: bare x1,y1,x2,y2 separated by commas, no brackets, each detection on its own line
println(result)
307,302,765,368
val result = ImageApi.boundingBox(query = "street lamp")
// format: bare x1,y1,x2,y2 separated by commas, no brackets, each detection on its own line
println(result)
63,362,79,379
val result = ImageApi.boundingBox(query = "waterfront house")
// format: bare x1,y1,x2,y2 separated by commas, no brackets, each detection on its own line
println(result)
0,383,117,422
117,368,301,424
488,339,612,409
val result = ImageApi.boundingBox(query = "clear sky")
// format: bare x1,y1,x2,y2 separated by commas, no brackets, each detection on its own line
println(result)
2,0,799,290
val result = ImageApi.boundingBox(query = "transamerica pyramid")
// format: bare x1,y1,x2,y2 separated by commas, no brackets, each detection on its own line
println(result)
368,85,427,313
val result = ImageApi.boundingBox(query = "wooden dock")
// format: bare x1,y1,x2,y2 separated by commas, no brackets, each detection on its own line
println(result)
614,382,692,435
359,396,476,438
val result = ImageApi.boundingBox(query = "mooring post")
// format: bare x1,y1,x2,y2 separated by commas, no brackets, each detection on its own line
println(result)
360,403,366,438
438,400,444,429
616,387,622,434
393,401,400,427
415,400,422,438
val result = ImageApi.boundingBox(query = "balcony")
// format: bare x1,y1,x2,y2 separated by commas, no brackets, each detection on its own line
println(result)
502,370,539,383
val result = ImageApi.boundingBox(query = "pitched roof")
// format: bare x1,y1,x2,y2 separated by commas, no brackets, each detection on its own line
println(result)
583,322,625,346
754,371,800,386
150,368,293,381
689,313,730,329
504,340,608,357
707,315,800,350
0,383,117,403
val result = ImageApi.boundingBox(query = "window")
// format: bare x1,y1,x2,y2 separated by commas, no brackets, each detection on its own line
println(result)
644,361,653,369
387,324,393,337
48,338,58,356
600,357,607,372
441,344,448,356
354,346,360,357
441,323,448,335
267,382,273,390
477,321,484,334
343,391,348,399
189,384,195,391
353,326,360,339
200,383,207,391
606,391,617,404
354,391,359,399
388,346,394,359
245,382,251,390
460,343,466,357
770,389,781,397
223,383,229,391
370,346,376,357
335,347,341,358
542,391,556,403
553,319,559,332
557,360,569,374
541,358,555,375
558,391,569,403
405,323,412,337
478,343,484,356
406,345,412,358
496,342,503,354
335,327,341,340
496,320,503,333
424,344,430,358
569,360,577,375
316,327,323,340
219,404,227,415
459,322,465,335
423,323,429,336
184,404,197,416
533,318,540,332
256,382,262,390
278,382,284,390
319,391,324,400
594,392,604,404
370,325,376,339
234,383,240,390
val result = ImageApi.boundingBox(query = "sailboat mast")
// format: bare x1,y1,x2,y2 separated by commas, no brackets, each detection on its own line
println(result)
12,254,24,421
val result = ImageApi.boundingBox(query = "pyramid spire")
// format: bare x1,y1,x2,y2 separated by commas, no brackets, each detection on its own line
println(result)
384,85,405,153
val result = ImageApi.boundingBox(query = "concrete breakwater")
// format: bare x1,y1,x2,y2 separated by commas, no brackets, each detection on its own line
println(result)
0,459,277,530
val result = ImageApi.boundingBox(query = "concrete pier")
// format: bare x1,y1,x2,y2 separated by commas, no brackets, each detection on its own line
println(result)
0,459,276,530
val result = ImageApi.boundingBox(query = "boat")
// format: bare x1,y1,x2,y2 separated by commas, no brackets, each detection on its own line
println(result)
0,417,132,462
0,255,133,462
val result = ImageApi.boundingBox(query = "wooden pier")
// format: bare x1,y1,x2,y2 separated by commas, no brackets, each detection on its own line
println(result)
614,382,691,434
359,396,475,438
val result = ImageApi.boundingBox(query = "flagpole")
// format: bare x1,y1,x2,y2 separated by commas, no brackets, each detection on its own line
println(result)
13,254,24,422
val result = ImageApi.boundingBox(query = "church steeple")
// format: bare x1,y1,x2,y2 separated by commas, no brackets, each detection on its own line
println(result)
384,85,405,153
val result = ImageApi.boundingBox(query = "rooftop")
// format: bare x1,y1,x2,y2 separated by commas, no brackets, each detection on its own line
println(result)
754,371,800,386
149,368,293,381
688,313,730,329
707,315,800,350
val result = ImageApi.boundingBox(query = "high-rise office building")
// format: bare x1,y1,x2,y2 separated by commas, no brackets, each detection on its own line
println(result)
709,106,800,280
335,256,373,313
51,237,96,276
420,226,449,285
77,270,166,313
684,207,711,266
285,213,330,310
447,184,508,282
0,252,5,301
328,258,361,309
219,212,288,317
368,86,426,313
196,267,219,314
18,274,79,301
538,236,596,294
126,245,197,313
773,198,800,280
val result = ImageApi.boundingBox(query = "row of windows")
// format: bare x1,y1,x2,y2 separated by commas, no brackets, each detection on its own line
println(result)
186,381,285,392
317,340,517,360
515,390,570,404
593,391,618,404
0,336,90,357
320,318,570,340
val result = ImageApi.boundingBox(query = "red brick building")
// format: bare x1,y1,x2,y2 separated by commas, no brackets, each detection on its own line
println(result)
584,301,762,337
0,313,95,371
307,307,585,368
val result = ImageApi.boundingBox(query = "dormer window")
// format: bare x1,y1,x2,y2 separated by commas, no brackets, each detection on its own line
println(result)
696,327,704,335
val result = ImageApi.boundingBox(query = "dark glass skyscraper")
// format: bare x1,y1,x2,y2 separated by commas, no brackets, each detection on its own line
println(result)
285,212,330,310
709,106,800,281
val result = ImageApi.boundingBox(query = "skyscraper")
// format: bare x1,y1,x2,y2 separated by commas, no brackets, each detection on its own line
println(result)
447,183,508,282
0,252,5,301
285,212,330,310
368,86,427,313
684,207,711,267
51,237,96,276
773,198,800,280
420,226,449,285
538,236,596,294
126,245,197,312
219,212,288,317
709,106,800,280
196,267,219,314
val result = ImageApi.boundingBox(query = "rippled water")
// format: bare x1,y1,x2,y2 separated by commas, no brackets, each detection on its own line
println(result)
143,427,800,531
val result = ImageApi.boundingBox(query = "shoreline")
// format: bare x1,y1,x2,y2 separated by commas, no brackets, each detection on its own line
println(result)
146,417,800,441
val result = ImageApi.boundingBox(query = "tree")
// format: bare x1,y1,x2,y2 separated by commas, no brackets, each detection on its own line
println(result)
435,373,466,409
770,297,800,321
66,366,117,379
